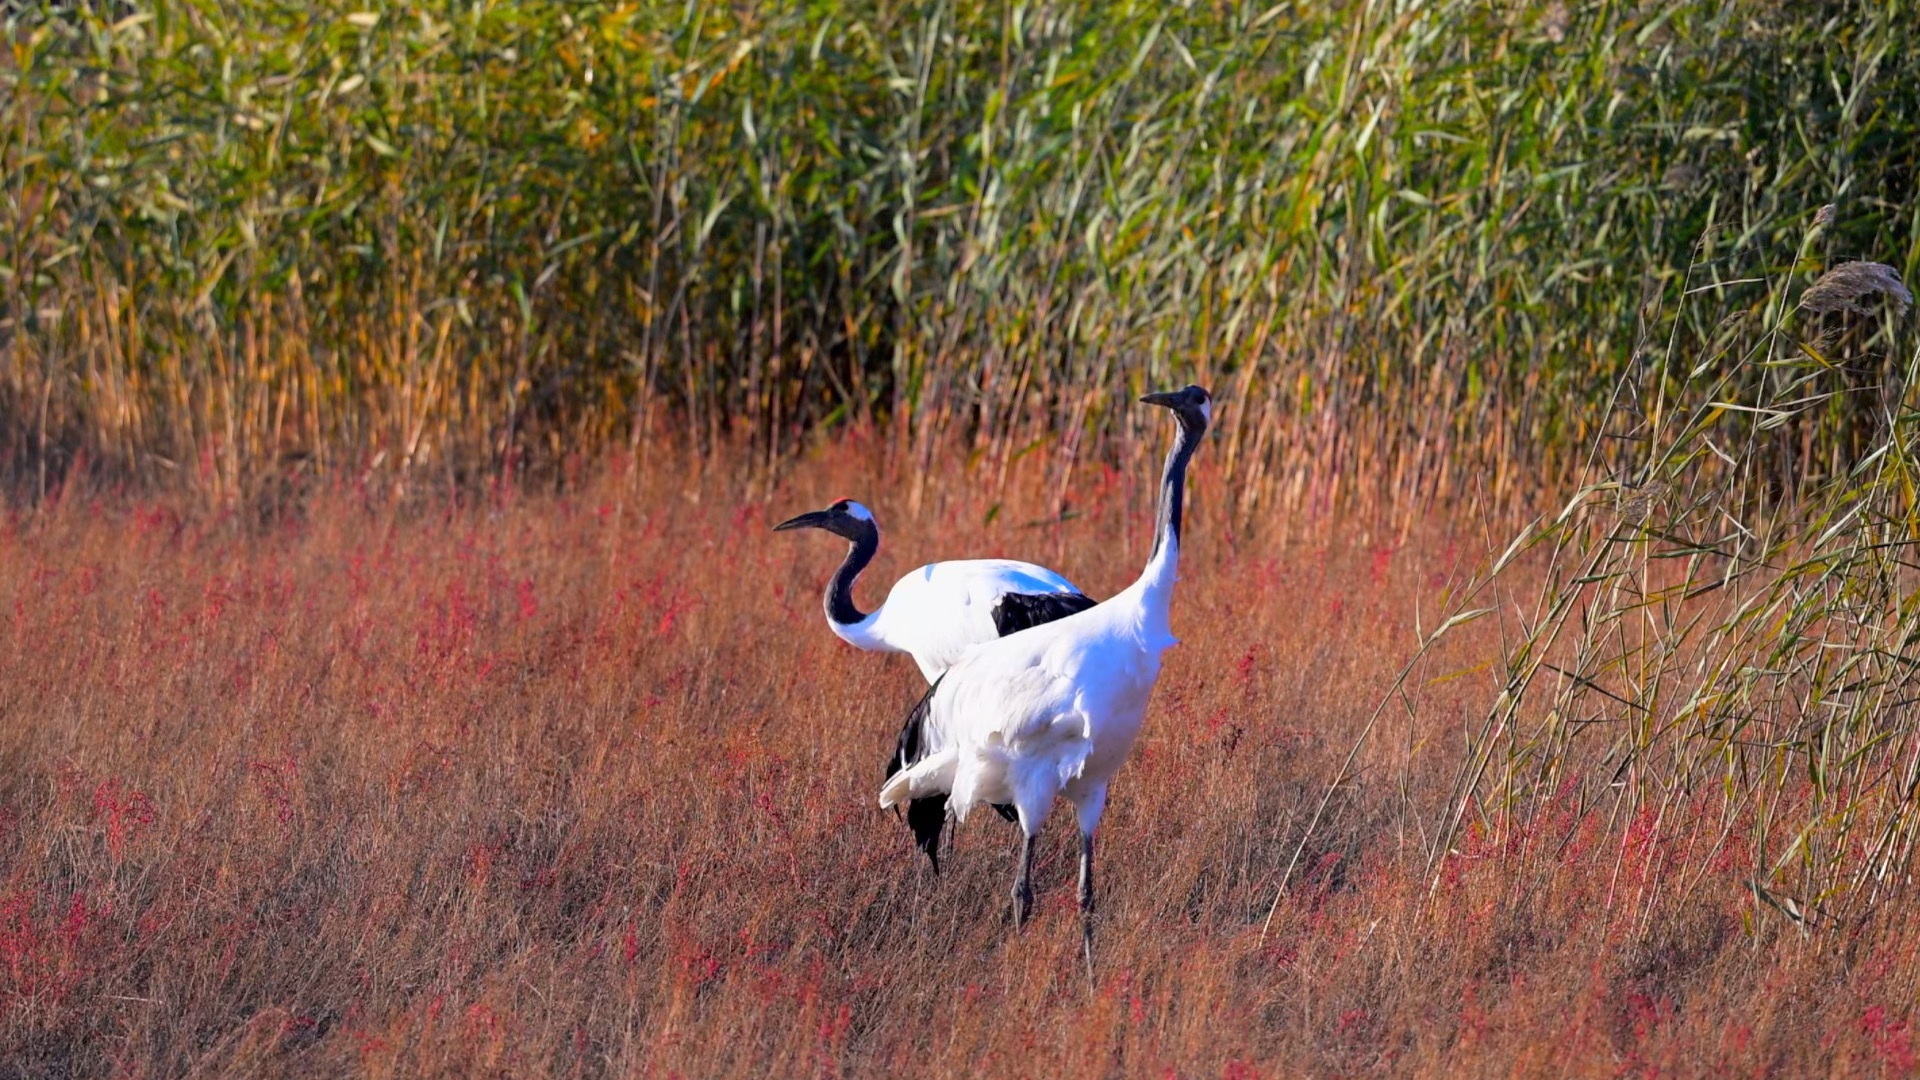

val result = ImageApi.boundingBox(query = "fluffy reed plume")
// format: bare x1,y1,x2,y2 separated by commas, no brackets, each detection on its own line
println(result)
1610,477,1668,520
1799,261,1914,318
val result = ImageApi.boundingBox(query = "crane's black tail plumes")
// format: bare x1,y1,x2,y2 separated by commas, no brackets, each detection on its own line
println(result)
888,676,1017,872
889,676,949,872
990,591,1098,636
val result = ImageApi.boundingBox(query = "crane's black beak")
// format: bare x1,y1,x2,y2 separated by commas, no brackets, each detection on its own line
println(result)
773,510,837,533
1140,385,1212,422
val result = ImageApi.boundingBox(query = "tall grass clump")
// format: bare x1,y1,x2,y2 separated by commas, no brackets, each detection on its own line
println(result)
2,0,1916,508
1407,215,1920,934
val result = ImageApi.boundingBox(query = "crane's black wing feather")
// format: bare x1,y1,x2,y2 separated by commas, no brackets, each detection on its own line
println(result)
888,676,948,872
990,590,1099,637
886,590,1097,870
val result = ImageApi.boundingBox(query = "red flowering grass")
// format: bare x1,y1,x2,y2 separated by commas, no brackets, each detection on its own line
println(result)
0,444,1916,1078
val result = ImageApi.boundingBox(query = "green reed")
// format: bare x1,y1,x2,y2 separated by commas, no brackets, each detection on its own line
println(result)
1392,219,1919,930
0,0,1915,510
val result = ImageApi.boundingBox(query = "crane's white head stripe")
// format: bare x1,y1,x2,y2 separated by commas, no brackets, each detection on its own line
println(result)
843,501,874,522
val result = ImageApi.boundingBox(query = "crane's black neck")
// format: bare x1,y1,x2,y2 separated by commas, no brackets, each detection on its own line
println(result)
1150,419,1203,561
826,525,879,627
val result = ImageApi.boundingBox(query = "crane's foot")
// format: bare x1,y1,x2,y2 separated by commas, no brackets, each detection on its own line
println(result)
1082,918,1095,984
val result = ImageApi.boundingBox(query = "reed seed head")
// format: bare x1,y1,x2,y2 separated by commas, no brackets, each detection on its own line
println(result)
1799,261,1913,318
1662,161,1701,191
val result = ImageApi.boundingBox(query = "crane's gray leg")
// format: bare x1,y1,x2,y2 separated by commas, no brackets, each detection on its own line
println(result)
1078,831,1096,980
1012,829,1037,930
1069,783,1107,981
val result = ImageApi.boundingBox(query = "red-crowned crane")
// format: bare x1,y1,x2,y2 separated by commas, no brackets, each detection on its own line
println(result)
773,498,1098,869
877,385,1211,969
772,499,1096,681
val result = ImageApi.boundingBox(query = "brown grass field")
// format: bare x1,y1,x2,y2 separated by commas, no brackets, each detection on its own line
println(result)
2,439,1918,1078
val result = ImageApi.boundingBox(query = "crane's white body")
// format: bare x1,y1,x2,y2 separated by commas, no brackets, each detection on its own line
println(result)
878,535,1178,832
830,558,1084,683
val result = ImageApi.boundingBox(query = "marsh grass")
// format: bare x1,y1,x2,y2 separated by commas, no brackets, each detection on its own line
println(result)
4,444,1920,1077
6,2,1920,1073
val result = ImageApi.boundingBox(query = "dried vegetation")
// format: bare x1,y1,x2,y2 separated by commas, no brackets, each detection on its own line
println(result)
2,440,1919,1077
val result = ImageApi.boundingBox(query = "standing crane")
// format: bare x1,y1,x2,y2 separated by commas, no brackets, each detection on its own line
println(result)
877,385,1211,968
774,497,1098,868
